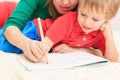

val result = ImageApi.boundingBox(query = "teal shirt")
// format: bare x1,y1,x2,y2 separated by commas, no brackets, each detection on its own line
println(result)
4,0,51,32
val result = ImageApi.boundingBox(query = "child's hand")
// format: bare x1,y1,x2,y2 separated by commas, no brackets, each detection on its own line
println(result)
52,44,77,53
23,40,45,63
53,44,92,53
100,22,113,38
52,44,103,57
23,37,53,63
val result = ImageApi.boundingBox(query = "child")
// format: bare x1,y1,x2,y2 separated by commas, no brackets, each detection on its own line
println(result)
34,0,120,62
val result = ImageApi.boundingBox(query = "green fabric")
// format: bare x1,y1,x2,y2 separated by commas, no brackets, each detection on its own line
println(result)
4,0,51,32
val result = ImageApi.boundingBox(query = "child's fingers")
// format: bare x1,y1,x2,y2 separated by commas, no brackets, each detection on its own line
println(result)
37,42,48,57
30,41,44,61
37,42,49,63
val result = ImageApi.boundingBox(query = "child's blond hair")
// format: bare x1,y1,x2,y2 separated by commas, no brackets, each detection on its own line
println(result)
78,0,120,21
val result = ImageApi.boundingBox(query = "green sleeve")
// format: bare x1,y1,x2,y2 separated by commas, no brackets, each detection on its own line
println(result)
4,0,50,32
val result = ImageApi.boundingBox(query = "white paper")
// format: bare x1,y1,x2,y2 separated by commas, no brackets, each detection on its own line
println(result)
17,51,109,70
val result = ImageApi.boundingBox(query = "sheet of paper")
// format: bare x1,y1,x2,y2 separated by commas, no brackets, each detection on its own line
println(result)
17,51,109,70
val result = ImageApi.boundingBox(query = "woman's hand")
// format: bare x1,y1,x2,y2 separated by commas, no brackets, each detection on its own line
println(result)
23,36,53,63
23,40,45,63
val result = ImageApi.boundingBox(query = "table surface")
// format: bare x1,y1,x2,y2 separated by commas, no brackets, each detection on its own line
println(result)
0,51,120,80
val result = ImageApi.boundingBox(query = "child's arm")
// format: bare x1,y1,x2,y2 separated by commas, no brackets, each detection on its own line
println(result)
52,44,103,57
100,23,119,61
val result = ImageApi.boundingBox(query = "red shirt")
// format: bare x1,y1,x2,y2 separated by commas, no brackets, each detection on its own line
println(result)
0,1,17,27
34,12,105,55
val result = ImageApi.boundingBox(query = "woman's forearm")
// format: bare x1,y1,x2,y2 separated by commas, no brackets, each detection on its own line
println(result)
4,26,32,50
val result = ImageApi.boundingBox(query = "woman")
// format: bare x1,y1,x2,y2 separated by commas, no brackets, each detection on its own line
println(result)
1,0,78,62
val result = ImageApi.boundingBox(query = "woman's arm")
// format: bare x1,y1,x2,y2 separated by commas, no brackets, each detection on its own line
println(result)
4,27,54,62
100,23,119,61
4,26,44,62
3,0,43,32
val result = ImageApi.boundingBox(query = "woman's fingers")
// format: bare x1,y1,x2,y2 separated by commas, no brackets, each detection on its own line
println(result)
24,41,44,62
24,48,40,63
